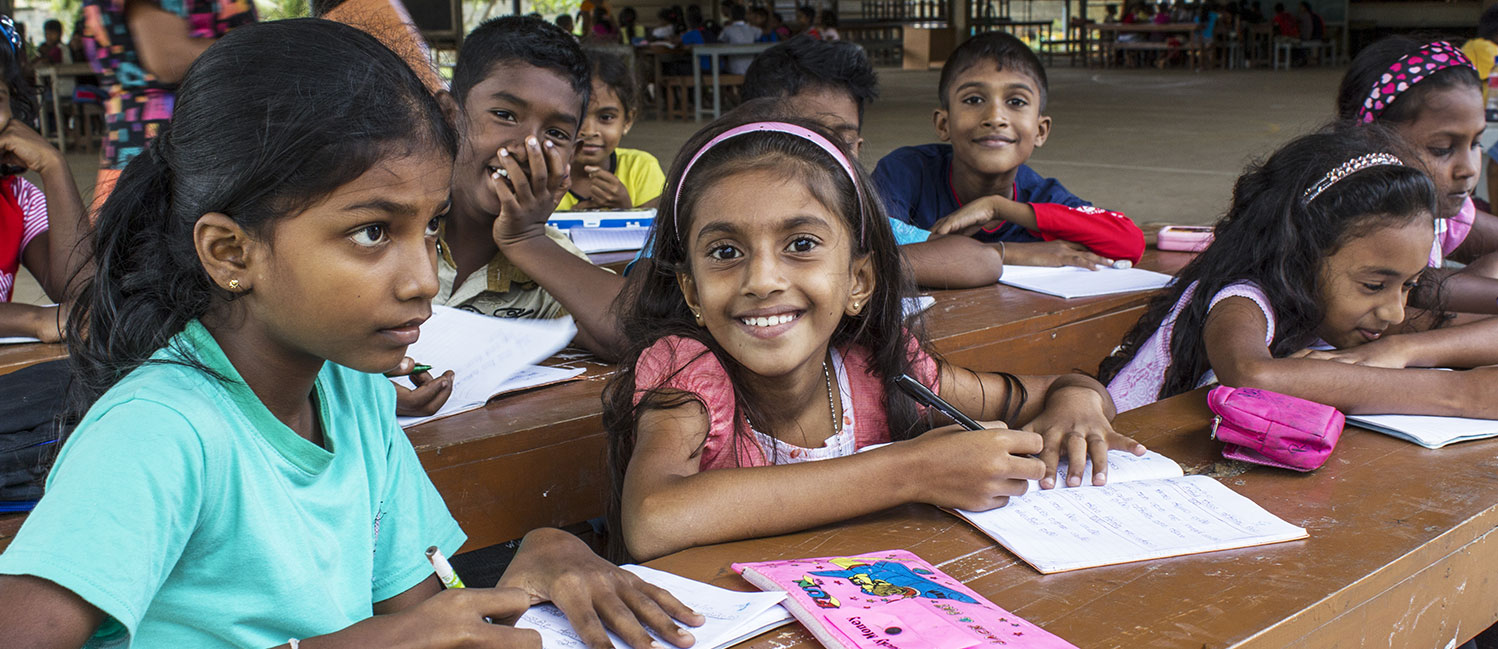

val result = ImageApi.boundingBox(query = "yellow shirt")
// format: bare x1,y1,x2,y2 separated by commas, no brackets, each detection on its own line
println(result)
1462,38,1497,103
557,147,666,211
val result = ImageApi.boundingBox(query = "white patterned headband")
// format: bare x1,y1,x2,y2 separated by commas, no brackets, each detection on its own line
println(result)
1302,153,1405,203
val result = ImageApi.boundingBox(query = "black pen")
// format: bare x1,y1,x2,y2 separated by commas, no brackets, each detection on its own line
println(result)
893,374,984,431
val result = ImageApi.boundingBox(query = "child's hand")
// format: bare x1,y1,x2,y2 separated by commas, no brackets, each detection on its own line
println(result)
490,136,572,247
499,527,706,649
385,357,455,417
573,166,634,210
31,303,67,343
1293,340,1412,369
0,117,63,174
1023,386,1143,489
931,197,1006,237
1002,241,1113,269
906,422,1046,511
385,586,543,647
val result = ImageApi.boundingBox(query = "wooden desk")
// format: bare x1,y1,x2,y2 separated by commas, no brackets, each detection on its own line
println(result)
648,390,1498,649
0,342,66,377
34,62,97,152
409,250,1191,550
1090,23,1205,68
688,43,773,121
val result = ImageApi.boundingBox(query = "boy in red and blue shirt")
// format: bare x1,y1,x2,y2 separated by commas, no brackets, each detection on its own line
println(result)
873,32,1144,267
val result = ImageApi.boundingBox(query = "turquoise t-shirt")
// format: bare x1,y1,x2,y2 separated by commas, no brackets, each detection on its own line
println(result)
0,320,466,648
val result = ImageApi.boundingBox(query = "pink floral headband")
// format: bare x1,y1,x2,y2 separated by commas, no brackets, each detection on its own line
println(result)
672,121,866,245
1356,41,1474,124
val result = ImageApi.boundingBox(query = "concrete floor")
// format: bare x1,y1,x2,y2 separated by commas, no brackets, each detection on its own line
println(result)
11,64,1344,305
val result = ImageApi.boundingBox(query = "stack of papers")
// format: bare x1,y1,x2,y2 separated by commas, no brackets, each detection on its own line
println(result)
1346,413,1498,449
999,265,1173,298
518,565,791,649
569,226,652,253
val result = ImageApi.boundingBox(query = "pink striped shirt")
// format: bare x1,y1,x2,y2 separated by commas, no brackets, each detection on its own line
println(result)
0,176,50,303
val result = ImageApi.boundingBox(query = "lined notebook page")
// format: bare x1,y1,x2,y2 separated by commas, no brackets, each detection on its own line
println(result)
957,475,1307,573
569,226,653,253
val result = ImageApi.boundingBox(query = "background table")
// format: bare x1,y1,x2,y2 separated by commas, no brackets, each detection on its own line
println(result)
648,389,1498,649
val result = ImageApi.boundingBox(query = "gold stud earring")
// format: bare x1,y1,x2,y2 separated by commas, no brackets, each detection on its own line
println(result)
852,301,861,311
228,279,241,291
692,309,703,325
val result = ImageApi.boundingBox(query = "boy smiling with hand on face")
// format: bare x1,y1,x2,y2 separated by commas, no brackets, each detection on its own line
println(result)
872,32,1145,269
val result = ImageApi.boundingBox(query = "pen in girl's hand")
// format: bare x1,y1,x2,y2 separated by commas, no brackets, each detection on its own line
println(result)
893,374,984,431
425,545,466,589
409,364,432,377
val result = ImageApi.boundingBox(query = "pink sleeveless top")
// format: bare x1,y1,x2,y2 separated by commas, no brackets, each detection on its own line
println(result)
633,336,940,470
1429,196,1475,267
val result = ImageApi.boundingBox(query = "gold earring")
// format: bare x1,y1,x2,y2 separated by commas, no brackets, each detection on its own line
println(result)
228,279,241,291
692,309,703,325
852,301,860,311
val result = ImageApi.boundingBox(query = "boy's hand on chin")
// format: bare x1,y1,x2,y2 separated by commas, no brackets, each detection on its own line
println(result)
490,136,573,247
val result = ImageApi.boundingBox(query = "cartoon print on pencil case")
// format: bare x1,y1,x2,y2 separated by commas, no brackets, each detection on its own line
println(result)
809,557,979,604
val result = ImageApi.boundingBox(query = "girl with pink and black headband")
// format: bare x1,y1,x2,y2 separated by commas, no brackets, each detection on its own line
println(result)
1336,36,1498,315
602,112,1139,562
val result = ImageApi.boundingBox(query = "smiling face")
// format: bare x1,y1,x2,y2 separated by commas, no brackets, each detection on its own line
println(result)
453,62,584,219
1314,216,1433,349
676,167,874,380
1392,84,1484,219
934,63,1051,179
238,151,454,374
575,79,632,169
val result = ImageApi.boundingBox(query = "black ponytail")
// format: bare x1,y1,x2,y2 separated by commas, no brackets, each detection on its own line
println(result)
66,19,457,419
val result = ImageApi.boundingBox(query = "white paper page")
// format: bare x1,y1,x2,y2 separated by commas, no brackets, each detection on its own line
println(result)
569,226,653,253
398,364,585,427
902,295,936,318
999,265,1173,299
0,336,41,344
517,565,789,649
1347,413,1498,449
959,475,1307,573
1027,449,1183,491
391,306,576,424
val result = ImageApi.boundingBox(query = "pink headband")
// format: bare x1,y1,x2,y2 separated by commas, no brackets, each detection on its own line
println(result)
1356,41,1475,124
672,121,866,244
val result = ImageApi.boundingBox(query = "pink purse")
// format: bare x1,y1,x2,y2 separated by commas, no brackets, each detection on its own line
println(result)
1207,386,1344,472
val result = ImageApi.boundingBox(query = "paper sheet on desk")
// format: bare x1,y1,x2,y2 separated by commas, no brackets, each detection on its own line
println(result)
1347,413,1498,449
902,295,935,318
393,305,578,428
0,336,41,344
999,265,1172,298
518,565,791,649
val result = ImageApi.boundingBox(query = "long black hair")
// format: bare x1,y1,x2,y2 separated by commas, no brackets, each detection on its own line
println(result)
65,19,457,418
1335,35,1481,124
0,20,36,132
1098,124,1438,401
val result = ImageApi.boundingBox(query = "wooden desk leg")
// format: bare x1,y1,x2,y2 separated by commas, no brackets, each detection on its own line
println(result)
692,58,703,122
711,54,722,120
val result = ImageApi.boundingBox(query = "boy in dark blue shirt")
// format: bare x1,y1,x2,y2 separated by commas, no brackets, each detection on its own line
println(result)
873,32,1145,267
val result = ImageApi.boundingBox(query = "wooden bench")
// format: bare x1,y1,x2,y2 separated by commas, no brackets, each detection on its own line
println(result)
649,388,1498,648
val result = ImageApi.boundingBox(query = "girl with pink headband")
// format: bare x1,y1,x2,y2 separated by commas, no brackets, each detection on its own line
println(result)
602,113,1139,562
1336,36,1498,316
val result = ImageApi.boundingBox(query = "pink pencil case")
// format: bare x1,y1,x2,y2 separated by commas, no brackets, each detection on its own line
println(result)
1157,225,1215,252
1208,385,1344,472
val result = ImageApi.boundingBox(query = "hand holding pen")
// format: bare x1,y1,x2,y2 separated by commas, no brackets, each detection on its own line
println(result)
385,357,454,417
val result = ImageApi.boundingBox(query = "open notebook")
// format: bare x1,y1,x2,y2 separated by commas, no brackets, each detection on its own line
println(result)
394,305,583,428
999,265,1173,298
1346,413,1498,449
954,450,1307,573
518,565,791,649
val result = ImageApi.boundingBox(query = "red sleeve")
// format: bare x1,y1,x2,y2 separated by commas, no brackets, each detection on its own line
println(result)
1028,203,1145,264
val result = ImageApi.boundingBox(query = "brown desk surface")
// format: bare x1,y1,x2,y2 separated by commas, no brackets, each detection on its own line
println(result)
647,390,1498,649
0,342,66,377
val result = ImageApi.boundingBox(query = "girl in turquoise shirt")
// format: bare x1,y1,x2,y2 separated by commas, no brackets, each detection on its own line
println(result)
0,19,702,649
